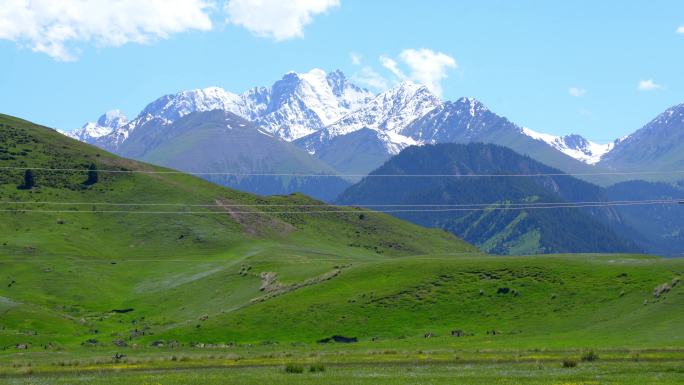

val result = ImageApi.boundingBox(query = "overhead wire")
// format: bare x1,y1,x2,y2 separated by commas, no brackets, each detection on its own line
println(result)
0,198,679,207
1,165,684,178
0,200,680,214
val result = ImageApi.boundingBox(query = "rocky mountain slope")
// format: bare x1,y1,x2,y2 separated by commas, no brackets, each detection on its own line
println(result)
599,103,684,176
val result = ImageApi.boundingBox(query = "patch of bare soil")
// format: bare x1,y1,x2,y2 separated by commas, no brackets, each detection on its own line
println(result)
215,199,295,237
251,266,348,303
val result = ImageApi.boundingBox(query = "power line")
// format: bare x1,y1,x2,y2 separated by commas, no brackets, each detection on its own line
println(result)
0,199,678,207
0,200,679,215
1,166,683,178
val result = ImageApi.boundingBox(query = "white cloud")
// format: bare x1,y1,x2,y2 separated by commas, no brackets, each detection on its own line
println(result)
399,49,457,96
677,25,684,34
378,49,457,96
638,79,663,91
371,49,458,96
0,0,214,61
569,87,587,97
225,0,339,41
351,66,389,91
379,55,407,80
349,51,362,66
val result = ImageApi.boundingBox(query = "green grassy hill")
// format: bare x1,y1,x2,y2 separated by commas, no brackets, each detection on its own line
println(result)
0,113,473,350
0,113,683,358
160,253,684,350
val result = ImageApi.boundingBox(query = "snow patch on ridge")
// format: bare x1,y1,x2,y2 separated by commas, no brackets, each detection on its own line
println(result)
522,127,613,165
325,81,441,137
379,130,422,155
63,109,128,142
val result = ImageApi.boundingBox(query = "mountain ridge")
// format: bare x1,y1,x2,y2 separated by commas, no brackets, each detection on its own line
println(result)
66,69,614,169
598,102,684,174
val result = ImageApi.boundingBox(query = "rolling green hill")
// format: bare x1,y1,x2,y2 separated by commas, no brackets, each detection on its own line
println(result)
0,113,683,365
0,113,473,349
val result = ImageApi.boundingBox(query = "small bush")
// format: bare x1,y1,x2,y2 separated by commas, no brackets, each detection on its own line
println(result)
284,363,304,374
561,359,577,368
581,350,599,362
309,363,325,372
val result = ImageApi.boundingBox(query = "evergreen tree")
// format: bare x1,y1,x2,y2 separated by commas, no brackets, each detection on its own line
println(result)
85,163,98,185
23,169,35,189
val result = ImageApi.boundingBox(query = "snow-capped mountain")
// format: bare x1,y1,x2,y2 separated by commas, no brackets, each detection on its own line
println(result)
325,81,441,137
521,128,613,165
63,110,128,143
294,81,440,163
64,68,636,181
252,69,373,140
72,69,373,150
400,97,608,175
401,97,493,142
136,87,246,123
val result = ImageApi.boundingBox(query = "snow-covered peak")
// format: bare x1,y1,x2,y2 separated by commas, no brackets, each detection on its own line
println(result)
254,68,374,140
295,68,355,126
522,127,613,165
398,96,495,143
650,102,684,126
63,109,129,142
612,102,684,149
455,97,489,117
70,69,375,147
298,67,327,86
325,81,442,137
97,109,128,129
83,87,247,150
137,86,245,123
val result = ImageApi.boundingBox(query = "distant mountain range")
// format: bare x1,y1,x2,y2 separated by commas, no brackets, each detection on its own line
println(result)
62,68,684,196
337,143,684,256
66,69,374,150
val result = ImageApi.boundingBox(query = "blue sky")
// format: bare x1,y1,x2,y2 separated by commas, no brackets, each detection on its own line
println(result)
1,0,683,143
